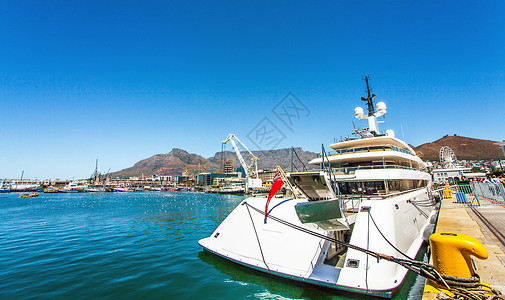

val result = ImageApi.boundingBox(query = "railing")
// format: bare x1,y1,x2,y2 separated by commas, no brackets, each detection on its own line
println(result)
292,164,419,175
316,145,415,158
327,164,417,174
433,182,505,209
339,186,428,201
321,145,347,217
472,182,505,206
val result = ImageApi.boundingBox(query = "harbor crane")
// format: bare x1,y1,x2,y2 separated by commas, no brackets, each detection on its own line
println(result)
222,134,262,192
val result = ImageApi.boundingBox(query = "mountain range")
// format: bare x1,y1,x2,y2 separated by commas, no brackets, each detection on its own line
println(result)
111,135,503,178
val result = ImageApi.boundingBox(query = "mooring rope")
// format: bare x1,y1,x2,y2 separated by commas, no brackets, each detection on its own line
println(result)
244,202,270,270
242,201,505,300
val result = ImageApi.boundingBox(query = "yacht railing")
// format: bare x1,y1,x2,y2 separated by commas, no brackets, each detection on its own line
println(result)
340,186,429,201
321,145,346,215
316,145,414,158
322,164,417,175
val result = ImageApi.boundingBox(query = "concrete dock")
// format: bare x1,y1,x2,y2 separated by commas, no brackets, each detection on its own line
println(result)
422,197,505,299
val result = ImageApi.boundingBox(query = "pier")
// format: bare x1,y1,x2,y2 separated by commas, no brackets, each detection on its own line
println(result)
423,184,505,299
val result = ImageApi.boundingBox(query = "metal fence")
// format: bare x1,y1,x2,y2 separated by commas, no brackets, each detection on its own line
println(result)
472,182,505,206
434,182,505,208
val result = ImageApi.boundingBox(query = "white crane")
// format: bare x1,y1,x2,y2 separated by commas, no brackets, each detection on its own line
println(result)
222,134,262,192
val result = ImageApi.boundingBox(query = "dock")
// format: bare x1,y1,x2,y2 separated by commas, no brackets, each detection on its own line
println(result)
422,189,505,299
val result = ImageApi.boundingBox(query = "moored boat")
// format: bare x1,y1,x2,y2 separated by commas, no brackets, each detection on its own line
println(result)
0,180,11,193
43,186,59,193
19,193,39,198
113,186,133,192
85,187,105,192
199,77,439,298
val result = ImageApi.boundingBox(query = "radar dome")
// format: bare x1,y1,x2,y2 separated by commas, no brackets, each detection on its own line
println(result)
354,107,364,119
386,129,395,137
376,102,387,113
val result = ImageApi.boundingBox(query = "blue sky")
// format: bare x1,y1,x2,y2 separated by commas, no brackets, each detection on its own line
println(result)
1,1,504,180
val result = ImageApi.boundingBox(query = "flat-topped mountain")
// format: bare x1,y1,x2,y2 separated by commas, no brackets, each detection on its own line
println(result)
111,148,219,178
112,147,317,178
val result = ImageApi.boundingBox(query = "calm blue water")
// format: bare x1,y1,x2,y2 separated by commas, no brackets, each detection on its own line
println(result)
0,192,425,299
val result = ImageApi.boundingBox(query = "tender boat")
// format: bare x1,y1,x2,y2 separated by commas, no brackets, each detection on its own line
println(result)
19,193,39,198
199,76,439,298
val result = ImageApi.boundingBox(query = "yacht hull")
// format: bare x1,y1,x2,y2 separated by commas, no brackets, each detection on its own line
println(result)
199,190,437,298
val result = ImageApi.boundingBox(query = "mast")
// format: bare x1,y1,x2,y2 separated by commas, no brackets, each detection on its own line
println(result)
355,75,386,135
361,75,376,116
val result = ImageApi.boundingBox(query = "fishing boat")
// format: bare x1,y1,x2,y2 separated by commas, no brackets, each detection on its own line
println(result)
60,180,88,193
85,187,105,192
0,180,11,193
113,186,133,192
10,181,40,192
19,193,39,198
199,76,439,298
43,186,59,193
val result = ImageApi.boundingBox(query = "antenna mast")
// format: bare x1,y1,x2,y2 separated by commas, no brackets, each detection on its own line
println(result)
361,75,376,116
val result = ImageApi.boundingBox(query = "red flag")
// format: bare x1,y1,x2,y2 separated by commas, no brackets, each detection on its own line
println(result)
265,171,284,222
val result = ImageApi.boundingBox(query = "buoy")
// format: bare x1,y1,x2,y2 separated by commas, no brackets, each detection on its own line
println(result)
443,183,452,199
430,232,488,278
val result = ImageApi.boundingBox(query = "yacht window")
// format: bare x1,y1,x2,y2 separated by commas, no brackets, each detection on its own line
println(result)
338,181,386,195
338,179,428,195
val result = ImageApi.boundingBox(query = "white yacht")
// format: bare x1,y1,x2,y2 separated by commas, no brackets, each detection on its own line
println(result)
199,77,439,298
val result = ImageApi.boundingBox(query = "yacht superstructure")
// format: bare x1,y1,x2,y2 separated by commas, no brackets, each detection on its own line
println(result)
199,77,438,298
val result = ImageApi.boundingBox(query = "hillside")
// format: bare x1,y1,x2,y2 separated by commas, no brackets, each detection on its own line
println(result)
414,135,502,161
111,148,220,178
207,147,317,172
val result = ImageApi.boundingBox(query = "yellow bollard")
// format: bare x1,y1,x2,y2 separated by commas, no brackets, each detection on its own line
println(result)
430,232,488,278
443,182,452,199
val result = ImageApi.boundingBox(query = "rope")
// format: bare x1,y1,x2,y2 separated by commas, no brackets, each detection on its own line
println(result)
410,200,429,218
242,201,505,299
292,147,308,171
368,212,413,260
243,202,270,270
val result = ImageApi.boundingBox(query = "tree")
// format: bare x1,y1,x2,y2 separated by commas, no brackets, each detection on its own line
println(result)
471,167,482,173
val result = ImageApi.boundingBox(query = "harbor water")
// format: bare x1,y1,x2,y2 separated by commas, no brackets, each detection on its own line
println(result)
0,192,425,299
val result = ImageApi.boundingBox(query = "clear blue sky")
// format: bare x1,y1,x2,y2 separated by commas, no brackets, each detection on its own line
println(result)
1,1,504,180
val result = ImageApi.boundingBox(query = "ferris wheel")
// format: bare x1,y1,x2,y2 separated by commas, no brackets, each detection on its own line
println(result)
439,146,457,168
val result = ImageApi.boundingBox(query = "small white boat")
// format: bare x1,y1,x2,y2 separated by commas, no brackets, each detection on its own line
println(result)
199,77,439,298
113,187,133,192
85,187,105,192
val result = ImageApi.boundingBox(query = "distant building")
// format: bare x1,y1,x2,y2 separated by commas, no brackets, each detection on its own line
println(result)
432,167,486,184
258,169,279,189
197,172,241,187
224,161,234,173
174,176,186,184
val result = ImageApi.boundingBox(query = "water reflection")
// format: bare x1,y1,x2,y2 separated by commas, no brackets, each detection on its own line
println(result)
198,250,368,300
198,235,428,300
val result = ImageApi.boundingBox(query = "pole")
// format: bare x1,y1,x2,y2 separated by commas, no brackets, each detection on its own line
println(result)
291,147,294,172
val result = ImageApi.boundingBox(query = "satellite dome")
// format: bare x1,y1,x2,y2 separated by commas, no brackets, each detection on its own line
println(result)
386,129,395,137
376,102,387,113
354,107,364,119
